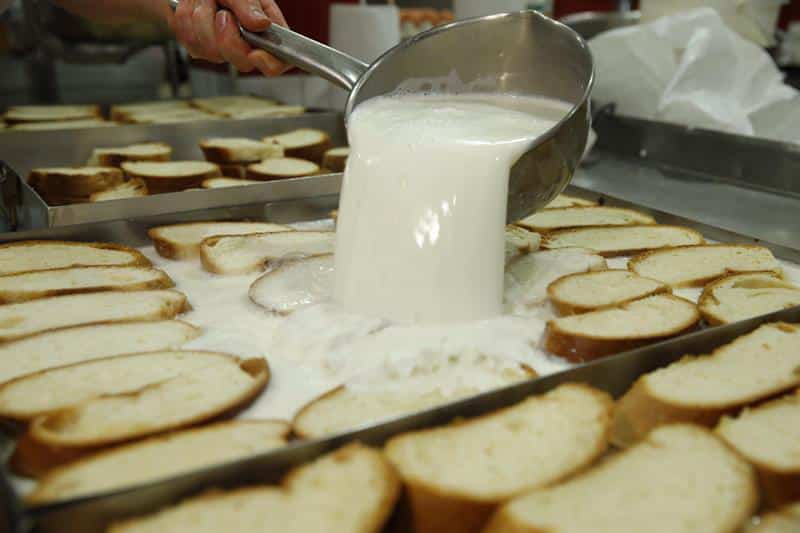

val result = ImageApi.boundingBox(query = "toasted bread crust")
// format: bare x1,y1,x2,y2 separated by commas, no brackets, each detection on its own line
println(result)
217,164,247,178
515,206,656,233
0,240,151,271
9,430,94,478
547,270,671,315
698,271,800,326
29,167,124,198
541,225,705,257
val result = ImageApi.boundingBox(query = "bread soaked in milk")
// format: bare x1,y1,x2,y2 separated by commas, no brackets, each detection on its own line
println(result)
334,94,570,324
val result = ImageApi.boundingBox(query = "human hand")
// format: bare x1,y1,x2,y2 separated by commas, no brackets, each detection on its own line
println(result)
170,0,288,76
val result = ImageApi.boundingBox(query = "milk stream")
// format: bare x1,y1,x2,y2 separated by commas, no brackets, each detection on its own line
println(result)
333,93,571,324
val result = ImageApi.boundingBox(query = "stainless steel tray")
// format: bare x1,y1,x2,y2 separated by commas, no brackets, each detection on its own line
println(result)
0,182,798,533
0,112,346,230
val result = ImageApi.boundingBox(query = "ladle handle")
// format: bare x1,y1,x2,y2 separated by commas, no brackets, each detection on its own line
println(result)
167,0,368,91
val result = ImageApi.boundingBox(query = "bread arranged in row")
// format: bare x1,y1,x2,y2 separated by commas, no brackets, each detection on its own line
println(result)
108,443,399,533
87,142,172,167
0,320,200,384
191,95,277,116
121,161,221,194
225,105,306,120
613,322,800,445
543,193,597,209
201,177,261,189
28,166,124,204
0,289,189,342
716,389,800,507
547,270,670,315
29,355,268,448
199,137,283,164
484,424,757,533
504,225,541,262
629,244,781,287
542,225,704,256
262,128,332,163
516,206,656,233
0,240,149,276
28,420,289,504
699,272,800,325
3,104,101,124
0,265,172,304
89,178,148,202
544,294,700,362
9,119,114,131
384,384,613,533
322,147,349,172
200,230,335,275
109,101,191,122
246,157,321,180
148,221,291,260
249,254,334,314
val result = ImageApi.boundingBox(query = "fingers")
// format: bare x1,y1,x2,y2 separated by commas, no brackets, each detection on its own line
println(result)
248,50,285,77
261,0,287,27
174,0,203,58
218,0,269,32
191,0,224,62
214,11,256,72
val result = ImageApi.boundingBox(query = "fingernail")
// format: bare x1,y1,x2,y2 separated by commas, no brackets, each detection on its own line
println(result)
215,11,228,32
251,8,268,22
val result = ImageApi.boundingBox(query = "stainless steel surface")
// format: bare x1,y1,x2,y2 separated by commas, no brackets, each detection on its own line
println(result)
561,10,640,39
0,112,346,230
0,185,795,532
168,0,594,222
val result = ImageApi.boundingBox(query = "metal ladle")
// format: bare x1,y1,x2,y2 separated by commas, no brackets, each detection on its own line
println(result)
168,1,594,221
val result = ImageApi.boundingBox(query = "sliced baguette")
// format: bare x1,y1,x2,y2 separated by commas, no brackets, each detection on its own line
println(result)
629,244,781,287
108,443,399,533
29,356,269,448
200,230,335,275
121,161,221,194
29,167,124,198
202,176,261,188
515,206,656,233
322,147,349,172
544,294,700,362
109,101,190,122
716,389,800,507
29,420,289,504
0,265,173,304
698,272,800,326
385,384,613,533
547,270,670,315
148,221,291,260
749,504,800,533
504,225,541,262
217,164,247,178
86,142,172,167
613,322,800,446
249,254,333,314
245,157,321,180
543,194,597,209
88,178,148,202
484,424,757,533
3,104,100,124
191,95,274,114
0,350,242,420
225,105,305,119
262,128,333,163
0,240,149,276
10,119,113,131
124,108,215,125
199,137,283,163
0,320,200,384
541,225,705,257
0,289,189,342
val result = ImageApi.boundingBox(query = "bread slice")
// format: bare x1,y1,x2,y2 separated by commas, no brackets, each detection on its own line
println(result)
322,147,349,172
10,430,90,478
224,105,305,120
86,142,172,167
748,504,800,533
613,322,800,446
123,108,215,125
629,244,781,287
29,167,124,198
543,194,597,209
0,241,149,276
108,443,399,533
29,356,268,448
216,164,247,178
246,157,321,180
547,270,670,315
541,225,705,257
384,384,613,533
504,248,607,310
504,225,541,262
544,294,700,362
716,389,800,507
515,206,656,233
199,137,283,164
28,420,289,504
0,289,189,342
3,104,100,124
262,128,332,163
0,320,200,384
0,350,243,420
201,176,261,188
484,424,757,533
121,161,221,194
109,101,191,122
249,254,333,314
89,178,148,202
698,272,800,326
0,265,173,304
10,119,113,131
200,230,335,275
191,95,275,114
148,221,291,260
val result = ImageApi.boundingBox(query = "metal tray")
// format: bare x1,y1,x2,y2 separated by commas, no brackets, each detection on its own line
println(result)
0,111,346,230
0,182,798,533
